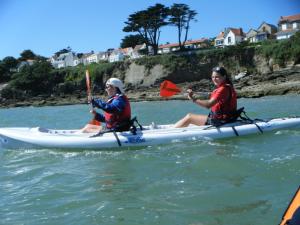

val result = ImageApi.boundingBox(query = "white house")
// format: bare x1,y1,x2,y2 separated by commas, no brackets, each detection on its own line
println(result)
276,13,300,40
223,28,245,46
131,43,147,59
121,47,134,58
85,52,108,64
109,49,125,63
50,52,79,68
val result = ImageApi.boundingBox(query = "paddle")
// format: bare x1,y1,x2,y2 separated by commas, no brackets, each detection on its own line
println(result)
160,80,182,97
160,80,209,99
280,186,300,225
85,70,101,126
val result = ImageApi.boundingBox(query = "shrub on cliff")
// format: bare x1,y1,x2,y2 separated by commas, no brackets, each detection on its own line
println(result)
1,85,25,100
9,61,62,96
258,31,300,66
290,31,300,64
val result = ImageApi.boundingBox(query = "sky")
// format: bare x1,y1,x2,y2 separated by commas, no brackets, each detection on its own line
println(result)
0,0,299,60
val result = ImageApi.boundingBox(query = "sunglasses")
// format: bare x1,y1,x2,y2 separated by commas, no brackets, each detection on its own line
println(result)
212,67,226,76
213,67,221,73
105,85,113,89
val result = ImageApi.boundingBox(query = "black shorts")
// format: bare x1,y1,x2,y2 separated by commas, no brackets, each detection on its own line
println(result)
205,117,224,126
205,113,228,127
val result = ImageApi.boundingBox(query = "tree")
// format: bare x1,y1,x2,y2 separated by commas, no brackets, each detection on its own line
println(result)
120,34,145,48
54,47,72,57
2,56,18,70
19,49,36,61
169,3,197,50
10,61,56,95
0,57,18,82
0,62,7,82
123,3,169,55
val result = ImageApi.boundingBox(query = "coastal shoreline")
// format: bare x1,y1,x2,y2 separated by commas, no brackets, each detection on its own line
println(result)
1,85,299,109
1,65,300,108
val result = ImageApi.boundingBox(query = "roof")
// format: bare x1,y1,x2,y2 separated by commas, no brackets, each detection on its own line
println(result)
257,21,277,30
159,42,179,48
279,13,300,23
246,29,258,38
159,38,208,49
185,38,208,45
246,28,258,35
216,31,224,39
133,44,143,51
133,43,146,51
230,28,244,36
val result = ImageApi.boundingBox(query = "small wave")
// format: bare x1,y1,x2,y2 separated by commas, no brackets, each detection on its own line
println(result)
275,129,300,135
266,154,299,163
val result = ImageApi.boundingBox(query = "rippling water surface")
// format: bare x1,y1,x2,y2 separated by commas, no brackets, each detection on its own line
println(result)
1,95,300,225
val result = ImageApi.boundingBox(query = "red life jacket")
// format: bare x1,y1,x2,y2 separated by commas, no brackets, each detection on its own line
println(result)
210,83,237,121
104,94,131,129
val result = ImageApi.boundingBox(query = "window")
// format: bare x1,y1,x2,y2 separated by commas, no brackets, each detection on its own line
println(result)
282,24,287,30
293,22,297,29
228,37,232,44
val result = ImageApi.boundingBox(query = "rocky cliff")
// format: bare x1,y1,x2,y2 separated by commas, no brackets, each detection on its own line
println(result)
118,49,300,99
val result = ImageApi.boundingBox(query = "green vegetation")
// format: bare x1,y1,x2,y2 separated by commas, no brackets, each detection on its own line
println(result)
120,34,145,49
258,31,300,66
0,60,129,100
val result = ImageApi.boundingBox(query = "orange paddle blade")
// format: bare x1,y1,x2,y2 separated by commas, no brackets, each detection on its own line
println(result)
85,70,91,95
160,80,182,97
280,186,300,225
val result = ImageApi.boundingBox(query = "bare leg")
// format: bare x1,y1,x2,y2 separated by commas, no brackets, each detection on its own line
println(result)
81,124,102,133
174,113,208,128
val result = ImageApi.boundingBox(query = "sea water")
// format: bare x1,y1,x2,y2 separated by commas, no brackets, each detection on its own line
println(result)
0,95,300,225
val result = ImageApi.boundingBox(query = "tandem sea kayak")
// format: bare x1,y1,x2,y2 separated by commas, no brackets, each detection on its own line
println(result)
0,117,300,150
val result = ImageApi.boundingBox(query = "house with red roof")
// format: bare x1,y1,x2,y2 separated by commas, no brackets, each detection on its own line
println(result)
276,13,300,40
214,28,245,48
158,38,209,54
223,28,245,46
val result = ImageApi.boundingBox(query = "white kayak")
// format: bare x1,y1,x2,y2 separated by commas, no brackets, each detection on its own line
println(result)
0,117,300,150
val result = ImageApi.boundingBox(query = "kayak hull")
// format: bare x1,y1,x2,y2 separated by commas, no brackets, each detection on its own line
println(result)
0,117,300,150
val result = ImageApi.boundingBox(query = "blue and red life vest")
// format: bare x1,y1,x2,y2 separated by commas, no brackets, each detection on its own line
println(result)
104,95,131,129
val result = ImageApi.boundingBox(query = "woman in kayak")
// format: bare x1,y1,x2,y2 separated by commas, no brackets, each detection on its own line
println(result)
81,78,131,133
174,66,237,128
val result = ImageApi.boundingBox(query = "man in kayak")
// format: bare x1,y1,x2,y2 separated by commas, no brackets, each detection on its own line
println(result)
174,66,237,127
81,78,131,133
